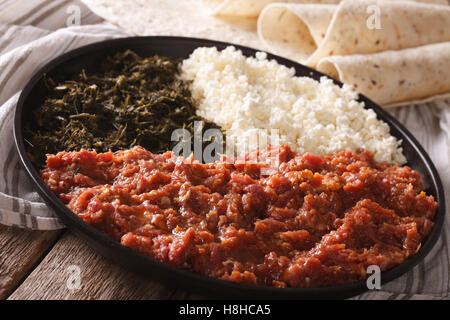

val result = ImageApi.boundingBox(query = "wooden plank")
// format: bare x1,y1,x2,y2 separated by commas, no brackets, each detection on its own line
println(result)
0,225,62,299
8,231,202,300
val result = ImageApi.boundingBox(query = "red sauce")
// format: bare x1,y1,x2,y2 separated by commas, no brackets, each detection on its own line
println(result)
41,145,437,288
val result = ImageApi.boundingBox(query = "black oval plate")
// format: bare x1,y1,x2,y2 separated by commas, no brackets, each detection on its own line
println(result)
14,36,445,299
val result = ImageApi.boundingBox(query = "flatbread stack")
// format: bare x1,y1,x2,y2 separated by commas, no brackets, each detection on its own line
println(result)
81,0,450,107
255,0,450,106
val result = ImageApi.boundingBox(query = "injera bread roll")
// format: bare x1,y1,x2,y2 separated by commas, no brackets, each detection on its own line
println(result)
213,0,448,17
211,0,341,17
258,0,450,67
258,4,337,62
307,0,450,67
258,0,450,105
317,42,450,107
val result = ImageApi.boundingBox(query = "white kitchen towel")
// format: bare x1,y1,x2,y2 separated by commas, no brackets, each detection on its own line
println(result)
0,13,449,300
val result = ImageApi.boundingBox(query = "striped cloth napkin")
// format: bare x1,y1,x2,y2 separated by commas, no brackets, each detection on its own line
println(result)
0,1,449,300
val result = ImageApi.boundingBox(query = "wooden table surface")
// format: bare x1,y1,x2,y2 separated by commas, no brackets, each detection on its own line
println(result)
0,0,204,300
1,225,203,299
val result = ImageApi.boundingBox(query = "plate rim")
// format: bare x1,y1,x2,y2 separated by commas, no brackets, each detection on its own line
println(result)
13,35,446,299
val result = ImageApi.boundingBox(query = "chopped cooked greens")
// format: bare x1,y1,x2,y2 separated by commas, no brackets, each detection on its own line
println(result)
24,50,223,166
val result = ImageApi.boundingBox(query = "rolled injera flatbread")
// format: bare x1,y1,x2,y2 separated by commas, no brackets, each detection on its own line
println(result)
258,0,450,106
259,0,450,66
213,0,448,17
317,42,450,107
258,4,337,62
211,0,340,17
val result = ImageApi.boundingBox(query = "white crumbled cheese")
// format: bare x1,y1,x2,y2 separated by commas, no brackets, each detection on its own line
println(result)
180,46,406,164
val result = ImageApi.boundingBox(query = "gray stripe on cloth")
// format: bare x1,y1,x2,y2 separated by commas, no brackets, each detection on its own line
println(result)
0,47,33,104
11,0,66,25
28,0,72,26
12,162,21,212
2,145,15,195
0,1,42,25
